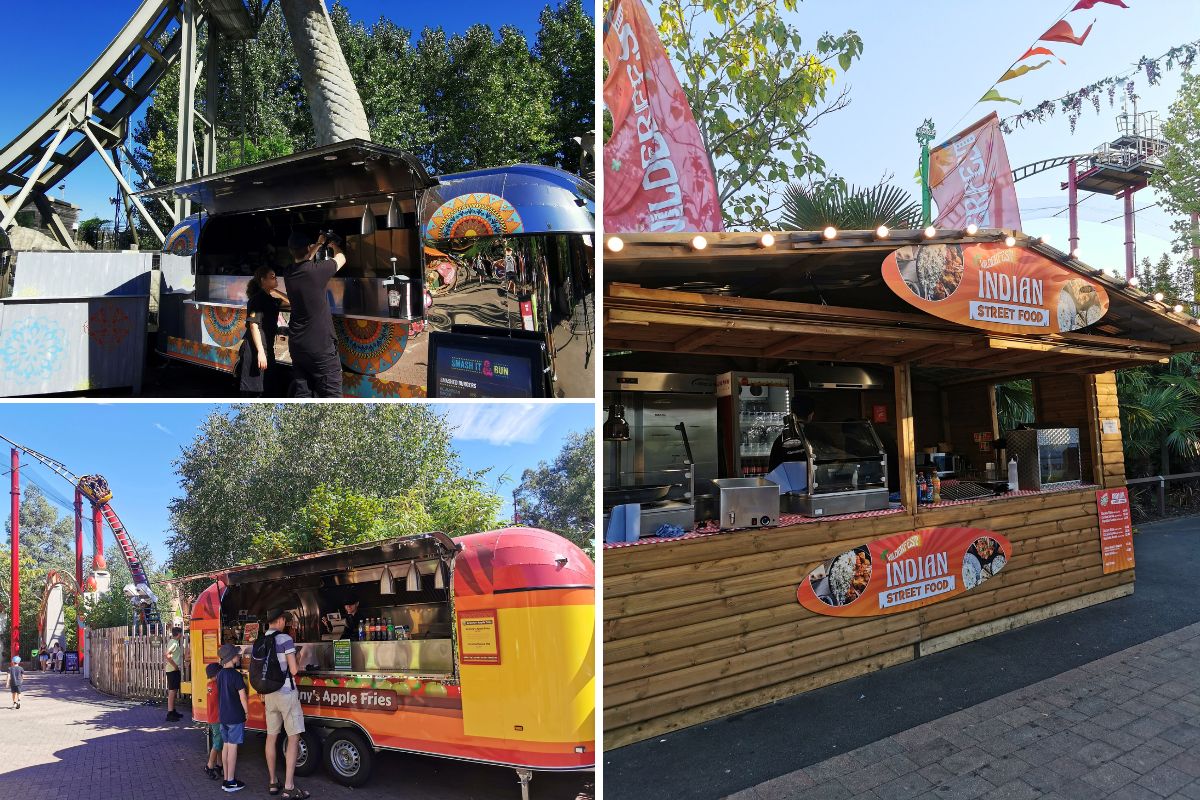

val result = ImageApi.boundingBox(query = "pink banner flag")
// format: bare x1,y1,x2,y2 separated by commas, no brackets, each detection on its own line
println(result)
929,113,1022,231
1072,0,1127,10
602,0,724,232
1039,19,1095,46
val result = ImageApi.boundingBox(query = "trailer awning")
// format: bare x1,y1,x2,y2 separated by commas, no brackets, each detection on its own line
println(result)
138,140,436,216
424,164,595,240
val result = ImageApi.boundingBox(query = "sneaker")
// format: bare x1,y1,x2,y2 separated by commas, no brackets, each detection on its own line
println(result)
221,780,245,793
204,766,220,780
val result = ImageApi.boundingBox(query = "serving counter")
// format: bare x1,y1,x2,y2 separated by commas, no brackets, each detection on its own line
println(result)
295,639,454,675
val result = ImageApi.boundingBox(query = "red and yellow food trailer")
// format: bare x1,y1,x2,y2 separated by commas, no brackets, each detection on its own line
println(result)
187,527,593,797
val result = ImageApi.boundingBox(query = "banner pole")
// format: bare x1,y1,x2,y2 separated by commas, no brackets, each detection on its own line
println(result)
9,449,18,663
75,489,84,666
916,119,936,228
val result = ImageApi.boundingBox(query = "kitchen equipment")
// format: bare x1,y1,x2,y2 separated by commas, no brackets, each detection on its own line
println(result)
1005,428,1082,490
917,452,962,478
713,477,780,530
603,484,671,507
715,371,794,478
779,420,891,516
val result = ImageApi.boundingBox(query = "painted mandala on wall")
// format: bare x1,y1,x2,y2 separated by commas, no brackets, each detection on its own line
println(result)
0,317,66,384
425,193,524,241
201,306,246,348
86,306,133,350
335,318,409,375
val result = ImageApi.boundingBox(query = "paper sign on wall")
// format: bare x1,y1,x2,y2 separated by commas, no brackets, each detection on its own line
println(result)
458,610,501,665
202,631,218,661
1102,418,1119,434
1096,488,1135,574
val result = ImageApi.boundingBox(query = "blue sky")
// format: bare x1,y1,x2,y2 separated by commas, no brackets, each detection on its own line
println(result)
0,0,581,223
640,0,1199,276
0,402,594,566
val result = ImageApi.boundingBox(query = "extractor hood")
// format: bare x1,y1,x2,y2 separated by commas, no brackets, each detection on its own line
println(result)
791,364,889,390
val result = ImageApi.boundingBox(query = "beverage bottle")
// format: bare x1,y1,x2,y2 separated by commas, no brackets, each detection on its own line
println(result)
357,621,365,640
387,621,395,641
374,619,381,641
370,619,377,641
917,472,928,504
931,472,941,504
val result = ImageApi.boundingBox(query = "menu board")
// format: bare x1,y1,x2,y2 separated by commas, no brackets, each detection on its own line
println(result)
797,527,1013,617
333,639,352,671
202,631,219,661
427,329,547,398
1096,488,1135,573
458,610,501,665
882,242,1108,335
64,652,79,672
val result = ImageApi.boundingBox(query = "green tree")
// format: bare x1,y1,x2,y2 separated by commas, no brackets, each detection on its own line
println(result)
514,430,594,556
655,0,862,228
994,379,1035,436
1117,354,1200,476
166,405,503,580
780,179,921,231
536,0,595,173
1151,69,1200,296
1135,253,1193,303
77,217,105,248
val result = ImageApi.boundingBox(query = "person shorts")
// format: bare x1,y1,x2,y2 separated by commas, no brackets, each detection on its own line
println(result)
166,670,181,691
209,722,224,752
220,722,245,746
264,690,305,736
8,684,19,694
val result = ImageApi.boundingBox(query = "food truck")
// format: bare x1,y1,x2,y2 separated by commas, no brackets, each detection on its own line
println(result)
601,229,1200,749
147,141,595,398
186,527,594,797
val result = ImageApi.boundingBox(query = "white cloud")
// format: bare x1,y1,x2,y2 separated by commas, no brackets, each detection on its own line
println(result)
153,422,173,436
443,404,555,446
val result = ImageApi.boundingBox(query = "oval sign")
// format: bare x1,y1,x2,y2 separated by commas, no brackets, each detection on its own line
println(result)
797,527,1012,617
882,242,1109,335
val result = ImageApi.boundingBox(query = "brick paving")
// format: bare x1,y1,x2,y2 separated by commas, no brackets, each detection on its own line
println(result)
0,672,591,800
726,620,1200,800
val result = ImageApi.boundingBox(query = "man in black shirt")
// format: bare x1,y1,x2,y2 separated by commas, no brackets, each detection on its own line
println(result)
284,230,345,398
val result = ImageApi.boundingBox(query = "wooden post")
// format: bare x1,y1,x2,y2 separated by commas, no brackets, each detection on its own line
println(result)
894,363,917,512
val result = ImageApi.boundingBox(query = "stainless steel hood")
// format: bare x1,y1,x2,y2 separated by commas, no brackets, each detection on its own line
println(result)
792,364,889,390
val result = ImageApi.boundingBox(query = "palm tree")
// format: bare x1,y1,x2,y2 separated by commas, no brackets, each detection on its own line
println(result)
995,380,1034,435
779,181,923,231
1117,354,1200,475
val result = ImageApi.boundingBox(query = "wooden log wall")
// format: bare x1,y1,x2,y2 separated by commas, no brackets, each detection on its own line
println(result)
88,624,191,700
604,372,1132,749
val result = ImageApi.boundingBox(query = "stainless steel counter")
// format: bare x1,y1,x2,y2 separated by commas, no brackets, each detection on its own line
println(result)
296,639,453,675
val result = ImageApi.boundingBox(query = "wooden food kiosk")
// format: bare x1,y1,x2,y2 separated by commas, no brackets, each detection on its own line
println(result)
602,229,1200,749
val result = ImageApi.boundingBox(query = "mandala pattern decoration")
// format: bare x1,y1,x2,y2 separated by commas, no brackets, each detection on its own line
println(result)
86,305,132,350
201,306,246,348
0,317,66,384
164,217,202,256
165,336,237,373
342,371,426,398
425,192,524,241
335,318,411,375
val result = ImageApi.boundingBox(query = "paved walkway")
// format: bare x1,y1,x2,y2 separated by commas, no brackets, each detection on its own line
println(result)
727,620,1200,800
0,673,591,800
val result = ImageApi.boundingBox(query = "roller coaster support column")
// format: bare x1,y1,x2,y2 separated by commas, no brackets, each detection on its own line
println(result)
175,0,201,220
74,489,84,665
1124,187,1137,281
9,449,18,663
92,504,103,575
1068,160,1079,256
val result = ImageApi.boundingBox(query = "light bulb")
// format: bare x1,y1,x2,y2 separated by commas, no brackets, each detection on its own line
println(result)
1174,304,1184,314
1004,235,1016,247
1039,234,1050,244
759,233,775,248
966,224,979,235
691,235,708,250
822,226,837,240
875,225,890,238
1128,276,1140,286
1154,292,1165,302
606,237,624,253
923,226,936,238
1071,248,1081,259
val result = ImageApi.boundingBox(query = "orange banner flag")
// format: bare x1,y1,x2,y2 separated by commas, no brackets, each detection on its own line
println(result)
1040,19,1095,46
1018,46,1065,65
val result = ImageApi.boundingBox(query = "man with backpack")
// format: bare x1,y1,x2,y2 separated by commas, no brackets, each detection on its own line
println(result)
252,608,309,799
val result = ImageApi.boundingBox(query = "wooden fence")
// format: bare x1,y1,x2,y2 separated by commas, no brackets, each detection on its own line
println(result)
88,624,191,700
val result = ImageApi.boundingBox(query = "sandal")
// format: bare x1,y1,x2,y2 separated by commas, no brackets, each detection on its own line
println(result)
268,783,282,795
281,789,310,799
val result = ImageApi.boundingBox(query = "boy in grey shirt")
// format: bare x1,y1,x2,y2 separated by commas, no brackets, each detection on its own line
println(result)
6,656,23,709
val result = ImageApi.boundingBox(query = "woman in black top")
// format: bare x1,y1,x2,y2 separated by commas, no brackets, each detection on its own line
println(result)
238,265,287,396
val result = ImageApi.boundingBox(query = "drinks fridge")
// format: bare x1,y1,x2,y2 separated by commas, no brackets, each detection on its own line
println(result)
717,372,794,478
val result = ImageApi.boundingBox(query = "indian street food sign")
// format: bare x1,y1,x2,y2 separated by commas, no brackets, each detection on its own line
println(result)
882,242,1109,335
797,527,1013,617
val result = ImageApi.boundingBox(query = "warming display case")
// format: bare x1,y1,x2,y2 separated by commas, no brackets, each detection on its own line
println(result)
782,421,890,516
1006,427,1082,490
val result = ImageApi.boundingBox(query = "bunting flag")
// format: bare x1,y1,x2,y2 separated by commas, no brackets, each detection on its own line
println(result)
979,88,1022,105
602,0,724,233
1072,0,1128,10
998,60,1051,83
929,113,1022,231
1018,46,1066,65
1040,19,1095,46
